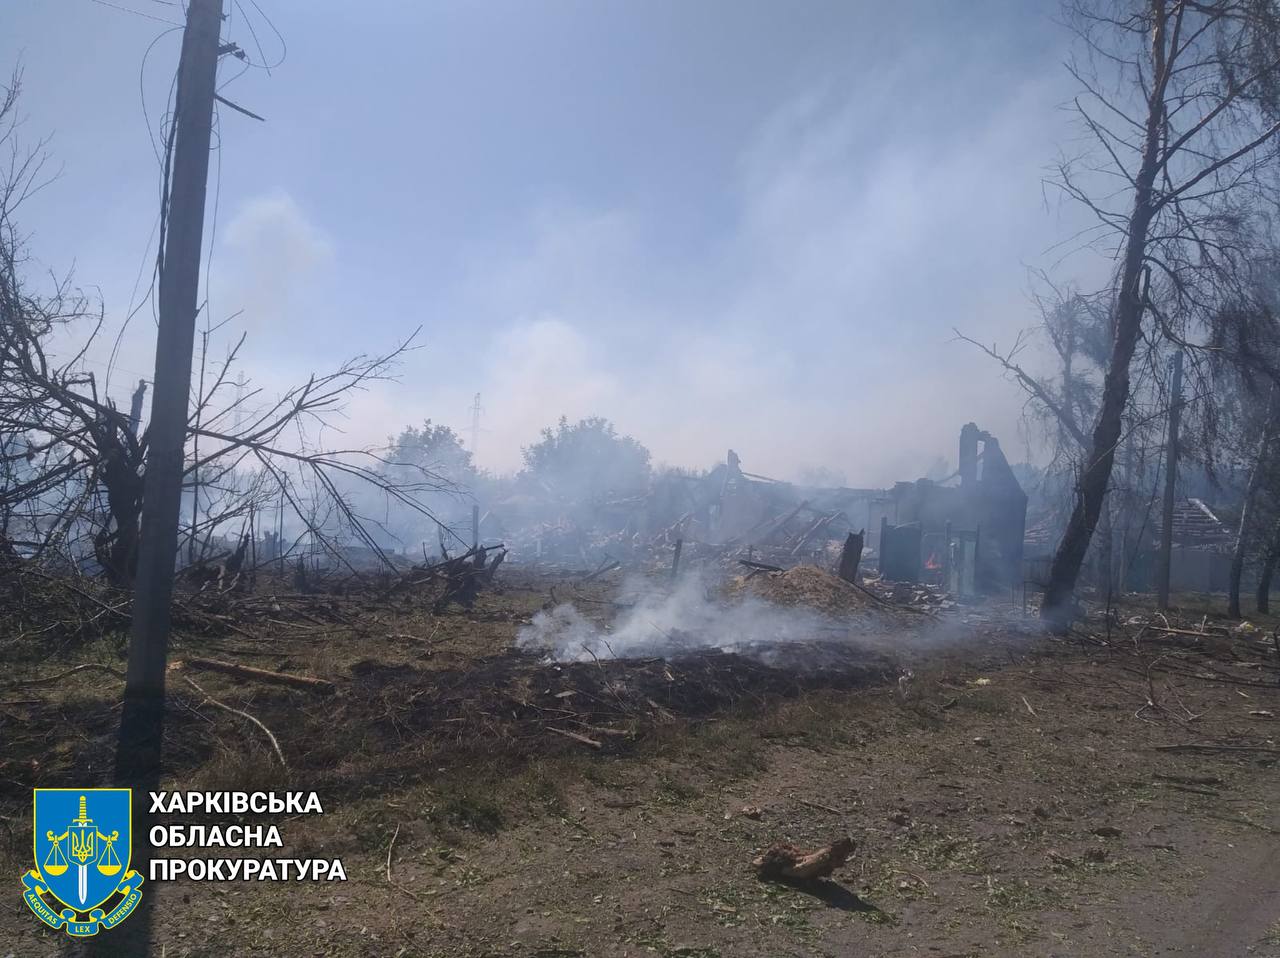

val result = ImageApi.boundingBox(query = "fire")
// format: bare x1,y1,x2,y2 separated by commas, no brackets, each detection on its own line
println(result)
924,552,941,571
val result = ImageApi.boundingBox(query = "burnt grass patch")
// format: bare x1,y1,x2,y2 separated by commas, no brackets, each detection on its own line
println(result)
296,642,898,801
0,692,221,804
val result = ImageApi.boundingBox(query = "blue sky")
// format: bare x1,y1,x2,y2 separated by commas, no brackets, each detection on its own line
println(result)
3,0,1105,484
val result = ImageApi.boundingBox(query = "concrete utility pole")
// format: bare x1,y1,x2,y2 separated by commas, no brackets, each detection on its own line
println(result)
1156,350,1184,610
120,0,225,775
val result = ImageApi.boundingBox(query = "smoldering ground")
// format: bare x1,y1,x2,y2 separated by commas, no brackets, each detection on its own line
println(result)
517,572,841,662
515,568,1013,667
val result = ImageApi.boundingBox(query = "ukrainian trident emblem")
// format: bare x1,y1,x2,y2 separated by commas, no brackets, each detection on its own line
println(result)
22,789,143,936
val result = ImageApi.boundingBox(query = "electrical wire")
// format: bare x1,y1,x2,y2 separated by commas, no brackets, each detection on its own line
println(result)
109,0,284,394
105,26,182,390
200,99,224,335
233,0,287,72
139,28,182,168
88,0,183,27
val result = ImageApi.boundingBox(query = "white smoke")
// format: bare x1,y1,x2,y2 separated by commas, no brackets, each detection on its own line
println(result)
517,572,849,662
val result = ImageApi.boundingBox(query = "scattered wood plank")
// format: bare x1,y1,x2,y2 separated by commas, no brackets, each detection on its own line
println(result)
738,559,784,573
548,726,603,749
176,657,336,694
752,500,810,546
789,511,844,556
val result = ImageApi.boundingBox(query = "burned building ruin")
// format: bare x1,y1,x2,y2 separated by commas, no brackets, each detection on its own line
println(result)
879,423,1028,593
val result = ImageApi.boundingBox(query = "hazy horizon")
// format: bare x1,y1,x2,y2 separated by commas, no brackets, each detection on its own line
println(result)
3,0,1111,486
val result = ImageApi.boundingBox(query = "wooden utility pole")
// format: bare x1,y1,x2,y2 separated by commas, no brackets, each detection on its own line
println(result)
120,0,225,777
1156,350,1183,610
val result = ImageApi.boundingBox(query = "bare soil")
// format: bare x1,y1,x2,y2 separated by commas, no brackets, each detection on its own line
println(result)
1,569,1278,958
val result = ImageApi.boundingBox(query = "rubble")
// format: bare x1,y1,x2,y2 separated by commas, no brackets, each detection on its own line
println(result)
472,427,1038,621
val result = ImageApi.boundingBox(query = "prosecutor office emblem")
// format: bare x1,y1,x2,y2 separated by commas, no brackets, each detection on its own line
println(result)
22,788,144,937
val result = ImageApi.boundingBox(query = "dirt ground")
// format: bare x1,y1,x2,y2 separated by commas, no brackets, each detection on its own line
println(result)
1,566,1278,958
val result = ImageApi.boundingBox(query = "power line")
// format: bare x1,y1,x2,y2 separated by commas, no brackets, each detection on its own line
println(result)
231,0,287,73
112,20,183,394
88,0,184,27
243,0,287,68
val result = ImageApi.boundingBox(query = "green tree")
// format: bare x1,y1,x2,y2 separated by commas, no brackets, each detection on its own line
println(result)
387,421,475,485
521,416,650,503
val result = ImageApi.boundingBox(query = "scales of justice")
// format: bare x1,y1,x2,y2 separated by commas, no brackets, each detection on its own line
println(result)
41,794,122,907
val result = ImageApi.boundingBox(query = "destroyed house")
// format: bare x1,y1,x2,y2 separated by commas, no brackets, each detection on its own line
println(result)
1122,497,1236,594
879,423,1028,592
701,452,865,552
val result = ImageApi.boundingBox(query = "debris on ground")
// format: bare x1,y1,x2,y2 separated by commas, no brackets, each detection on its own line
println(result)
753,837,857,881
170,657,337,694
729,565,880,617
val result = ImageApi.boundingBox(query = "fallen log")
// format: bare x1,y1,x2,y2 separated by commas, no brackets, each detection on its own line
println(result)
175,657,336,695
753,837,856,881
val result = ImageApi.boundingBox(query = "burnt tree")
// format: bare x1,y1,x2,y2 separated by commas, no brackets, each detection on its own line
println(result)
1041,0,1280,629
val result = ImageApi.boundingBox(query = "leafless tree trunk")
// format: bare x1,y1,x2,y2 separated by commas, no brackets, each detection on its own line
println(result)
1229,385,1280,617
1258,520,1280,613
1042,69,1162,625
1041,0,1280,629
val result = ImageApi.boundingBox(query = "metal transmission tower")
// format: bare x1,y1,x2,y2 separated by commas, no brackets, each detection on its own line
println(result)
469,392,483,461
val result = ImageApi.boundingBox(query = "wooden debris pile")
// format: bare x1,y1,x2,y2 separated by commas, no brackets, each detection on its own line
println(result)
858,575,953,613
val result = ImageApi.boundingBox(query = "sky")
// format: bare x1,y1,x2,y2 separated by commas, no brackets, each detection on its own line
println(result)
2,0,1109,486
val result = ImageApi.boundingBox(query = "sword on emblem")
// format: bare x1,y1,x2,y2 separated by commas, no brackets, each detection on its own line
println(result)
67,795,97,906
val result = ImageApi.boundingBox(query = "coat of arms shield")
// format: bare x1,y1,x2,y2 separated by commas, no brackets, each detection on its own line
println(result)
22,789,144,937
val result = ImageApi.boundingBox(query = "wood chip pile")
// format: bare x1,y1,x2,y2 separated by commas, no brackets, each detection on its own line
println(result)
728,564,879,617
